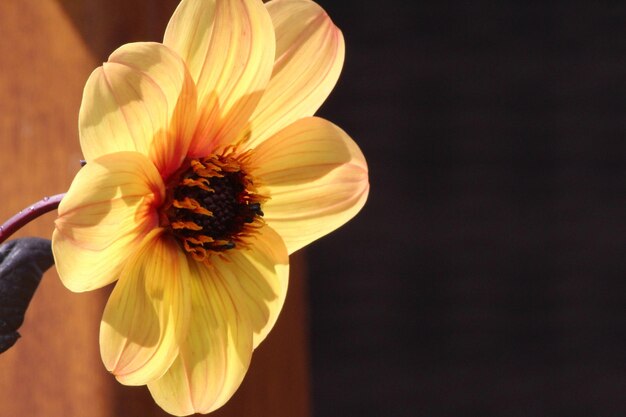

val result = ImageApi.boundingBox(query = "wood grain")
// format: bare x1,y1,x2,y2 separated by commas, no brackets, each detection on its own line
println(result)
0,1,310,416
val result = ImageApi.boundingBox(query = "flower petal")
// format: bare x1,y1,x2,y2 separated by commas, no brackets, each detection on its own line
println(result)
217,225,289,347
52,152,164,292
251,117,369,254
147,225,288,415
100,228,190,386
164,0,275,154
80,42,197,178
147,261,254,415
245,0,345,148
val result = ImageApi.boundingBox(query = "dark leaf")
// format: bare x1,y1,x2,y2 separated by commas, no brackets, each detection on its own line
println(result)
0,238,54,353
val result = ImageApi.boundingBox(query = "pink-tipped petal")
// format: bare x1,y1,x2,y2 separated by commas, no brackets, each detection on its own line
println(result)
147,261,254,415
147,225,288,415
100,228,190,386
80,42,197,178
246,0,345,148
251,117,369,254
52,152,164,292
164,0,275,154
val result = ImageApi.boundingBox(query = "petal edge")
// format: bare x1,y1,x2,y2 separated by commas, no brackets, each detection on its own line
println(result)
251,117,369,254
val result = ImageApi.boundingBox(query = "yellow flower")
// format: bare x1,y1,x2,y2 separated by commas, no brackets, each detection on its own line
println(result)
51,0,368,415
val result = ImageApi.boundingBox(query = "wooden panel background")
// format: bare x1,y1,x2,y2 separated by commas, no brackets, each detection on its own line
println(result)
0,1,310,416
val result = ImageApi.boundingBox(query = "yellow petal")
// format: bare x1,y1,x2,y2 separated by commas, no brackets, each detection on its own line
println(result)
147,226,287,415
100,228,190,386
147,260,255,415
251,117,369,254
52,152,164,292
162,0,216,83
80,42,197,178
214,224,289,348
163,0,275,154
246,0,345,148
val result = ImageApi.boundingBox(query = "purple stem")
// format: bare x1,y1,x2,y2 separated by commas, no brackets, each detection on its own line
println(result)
0,193,65,244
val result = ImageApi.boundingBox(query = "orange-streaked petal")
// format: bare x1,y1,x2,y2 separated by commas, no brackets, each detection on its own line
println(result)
147,260,255,415
245,0,345,148
80,42,197,178
164,0,275,154
251,117,369,254
52,152,164,292
100,228,190,386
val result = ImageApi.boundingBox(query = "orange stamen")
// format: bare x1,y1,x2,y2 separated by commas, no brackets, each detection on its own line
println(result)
171,220,202,231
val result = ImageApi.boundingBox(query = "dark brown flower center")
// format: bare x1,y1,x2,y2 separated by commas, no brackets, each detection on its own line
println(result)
160,152,264,261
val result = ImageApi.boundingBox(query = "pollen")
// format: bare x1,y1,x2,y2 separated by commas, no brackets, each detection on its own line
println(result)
160,150,265,262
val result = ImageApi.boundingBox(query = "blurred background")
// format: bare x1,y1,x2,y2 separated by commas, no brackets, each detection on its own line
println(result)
314,1,626,417
5,1,626,417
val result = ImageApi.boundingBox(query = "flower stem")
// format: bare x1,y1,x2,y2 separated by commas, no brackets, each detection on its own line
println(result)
0,193,65,245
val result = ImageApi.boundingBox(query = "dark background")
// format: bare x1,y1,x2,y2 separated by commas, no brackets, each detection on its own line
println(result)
310,2,626,416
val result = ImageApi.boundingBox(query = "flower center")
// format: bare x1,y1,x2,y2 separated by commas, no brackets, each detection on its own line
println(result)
161,151,264,262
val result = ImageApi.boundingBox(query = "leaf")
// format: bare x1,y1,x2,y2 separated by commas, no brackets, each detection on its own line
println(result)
0,238,54,353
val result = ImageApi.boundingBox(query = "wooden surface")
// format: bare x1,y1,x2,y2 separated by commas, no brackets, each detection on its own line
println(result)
0,1,310,416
